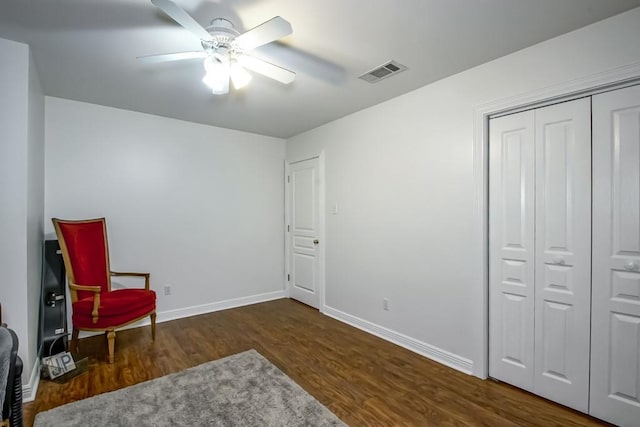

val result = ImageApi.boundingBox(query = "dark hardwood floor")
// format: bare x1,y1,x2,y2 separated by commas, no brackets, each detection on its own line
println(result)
25,299,608,426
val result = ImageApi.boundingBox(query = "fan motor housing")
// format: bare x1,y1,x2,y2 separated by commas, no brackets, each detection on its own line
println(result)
202,18,242,55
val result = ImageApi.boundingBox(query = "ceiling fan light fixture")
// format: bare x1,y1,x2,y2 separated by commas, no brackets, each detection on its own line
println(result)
230,61,252,90
147,1,296,94
202,55,229,95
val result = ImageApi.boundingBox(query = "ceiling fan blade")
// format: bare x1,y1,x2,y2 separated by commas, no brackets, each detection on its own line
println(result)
256,43,347,85
234,16,292,51
137,51,207,64
151,0,212,41
238,55,295,84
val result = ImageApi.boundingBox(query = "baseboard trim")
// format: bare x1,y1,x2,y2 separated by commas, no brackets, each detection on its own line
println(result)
22,357,40,403
78,290,287,339
156,290,287,324
323,305,473,375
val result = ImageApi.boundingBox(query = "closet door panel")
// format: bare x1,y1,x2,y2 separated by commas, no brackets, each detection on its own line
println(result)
533,98,591,412
489,111,535,391
592,85,640,427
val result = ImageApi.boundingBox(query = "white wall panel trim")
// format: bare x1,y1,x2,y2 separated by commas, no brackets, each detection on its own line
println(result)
22,358,40,403
323,305,473,375
155,290,287,324
78,290,287,339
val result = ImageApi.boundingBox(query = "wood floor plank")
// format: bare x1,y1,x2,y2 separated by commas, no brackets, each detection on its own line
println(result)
24,299,609,426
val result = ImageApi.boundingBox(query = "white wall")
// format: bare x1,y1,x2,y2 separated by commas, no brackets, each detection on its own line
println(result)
45,98,286,320
0,37,45,392
0,36,29,379
26,46,45,388
287,8,640,375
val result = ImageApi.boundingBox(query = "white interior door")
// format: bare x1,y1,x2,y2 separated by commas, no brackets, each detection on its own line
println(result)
288,157,321,308
533,98,591,412
591,84,640,427
489,110,536,391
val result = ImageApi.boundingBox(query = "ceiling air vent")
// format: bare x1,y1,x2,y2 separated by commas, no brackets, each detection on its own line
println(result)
358,60,408,83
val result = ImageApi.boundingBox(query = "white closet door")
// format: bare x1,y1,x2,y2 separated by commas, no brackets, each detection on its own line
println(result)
533,99,591,412
489,110,536,391
591,85,640,427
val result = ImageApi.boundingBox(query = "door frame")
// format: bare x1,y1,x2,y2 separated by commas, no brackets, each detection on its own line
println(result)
284,152,326,312
472,61,640,379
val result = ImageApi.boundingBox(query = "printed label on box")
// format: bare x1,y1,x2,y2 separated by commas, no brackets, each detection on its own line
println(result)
43,352,76,379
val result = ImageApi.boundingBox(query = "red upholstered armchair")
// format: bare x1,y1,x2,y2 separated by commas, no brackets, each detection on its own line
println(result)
52,218,156,363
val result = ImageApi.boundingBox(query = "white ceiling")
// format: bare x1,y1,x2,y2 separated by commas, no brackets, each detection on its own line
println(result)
1,0,639,138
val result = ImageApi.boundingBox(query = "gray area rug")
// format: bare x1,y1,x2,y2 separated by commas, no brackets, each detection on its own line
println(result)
34,349,346,426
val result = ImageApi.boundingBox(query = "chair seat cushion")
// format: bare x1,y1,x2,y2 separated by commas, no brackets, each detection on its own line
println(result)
72,289,156,329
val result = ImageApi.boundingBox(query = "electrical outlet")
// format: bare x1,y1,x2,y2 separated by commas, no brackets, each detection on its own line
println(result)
164,285,172,296
383,298,389,311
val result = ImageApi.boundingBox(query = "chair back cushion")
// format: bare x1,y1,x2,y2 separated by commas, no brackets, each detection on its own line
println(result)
53,218,111,300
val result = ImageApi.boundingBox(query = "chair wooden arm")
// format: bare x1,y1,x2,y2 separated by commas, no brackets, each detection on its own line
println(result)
69,283,102,323
69,283,102,293
110,271,151,290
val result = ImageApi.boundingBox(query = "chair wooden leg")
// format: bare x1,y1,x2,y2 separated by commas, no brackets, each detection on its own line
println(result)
150,312,157,341
71,327,79,354
107,330,116,364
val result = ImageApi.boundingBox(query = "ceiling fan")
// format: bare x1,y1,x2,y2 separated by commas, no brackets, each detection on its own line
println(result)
140,0,296,95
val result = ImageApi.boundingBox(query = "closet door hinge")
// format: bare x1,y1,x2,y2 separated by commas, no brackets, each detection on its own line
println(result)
287,274,290,282
287,176,290,183
287,225,290,232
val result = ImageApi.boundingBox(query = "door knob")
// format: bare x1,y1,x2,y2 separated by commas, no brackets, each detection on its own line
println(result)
552,256,565,265
313,239,319,245
624,261,638,271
